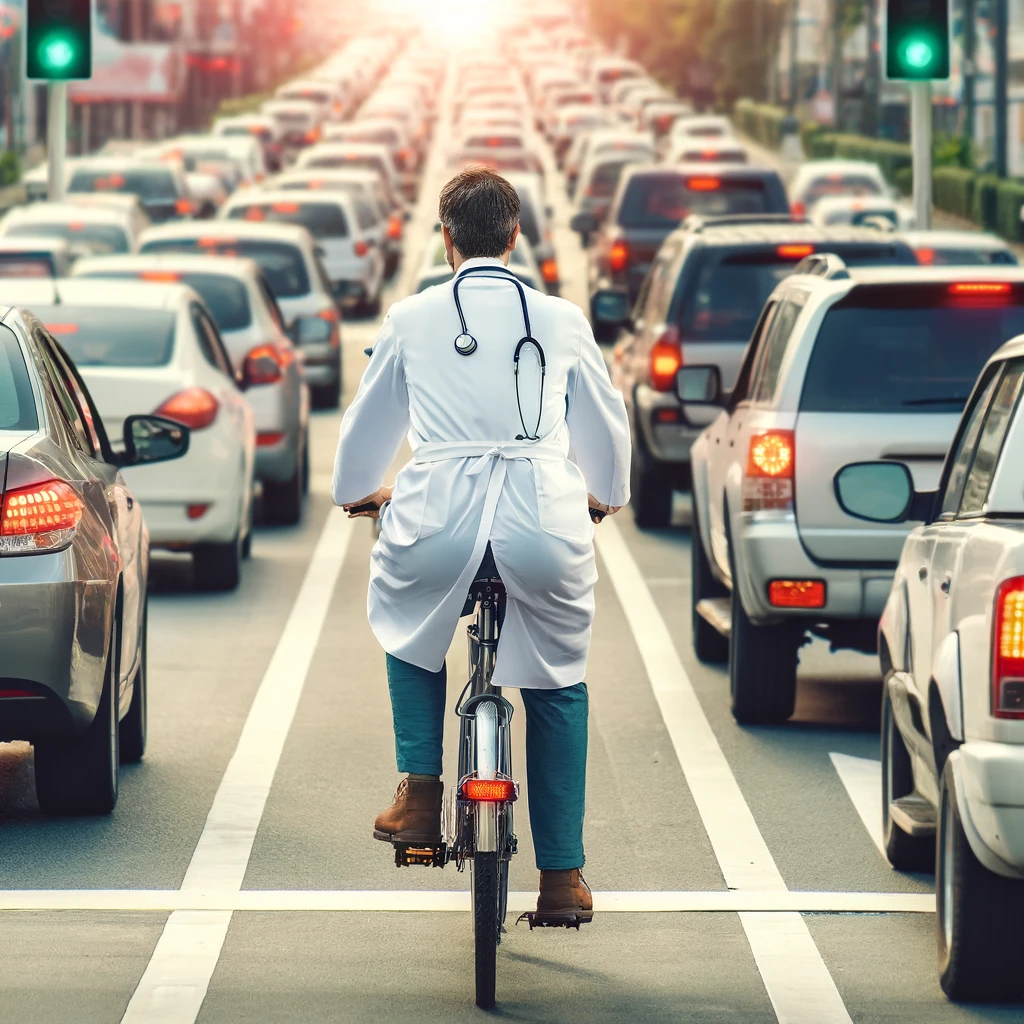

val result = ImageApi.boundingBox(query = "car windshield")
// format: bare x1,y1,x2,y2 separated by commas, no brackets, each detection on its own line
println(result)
69,168,178,201
6,221,129,254
0,254,55,277
801,285,1024,412
34,305,176,367
227,201,349,238
141,239,311,298
619,174,772,229
0,323,37,429
802,174,885,205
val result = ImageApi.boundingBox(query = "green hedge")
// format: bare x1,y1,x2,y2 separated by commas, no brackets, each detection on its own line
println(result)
995,179,1024,241
733,99,790,150
211,90,274,122
932,167,976,221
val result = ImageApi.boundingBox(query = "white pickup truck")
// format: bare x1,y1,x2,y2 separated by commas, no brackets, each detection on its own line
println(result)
835,334,1024,1003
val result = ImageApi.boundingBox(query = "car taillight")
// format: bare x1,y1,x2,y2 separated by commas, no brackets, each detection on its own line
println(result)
993,577,1024,719
244,343,292,386
305,128,321,144
916,248,935,265
768,580,825,609
387,213,403,239
778,244,814,259
156,388,219,430
949,282,1012,296
744,430,795,512
175,199,194,216
462,778,517,802
791,201,805,218
649,326,681,391
540,258,559,284
687,176,720,191
320,307,341,346
608,239,629,273
0,479,84,554
354,239,369,257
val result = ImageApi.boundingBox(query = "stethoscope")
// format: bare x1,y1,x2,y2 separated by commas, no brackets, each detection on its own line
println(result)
452,265,546,442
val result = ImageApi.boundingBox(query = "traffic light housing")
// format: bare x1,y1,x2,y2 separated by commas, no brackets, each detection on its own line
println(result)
886,0,950,80
25,0,93,81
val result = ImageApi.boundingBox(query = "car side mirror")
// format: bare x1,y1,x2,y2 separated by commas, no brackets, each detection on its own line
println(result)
120,415,189,467
570,210,599,235
675,365,722,406
288,315,333,345
833,462,934,523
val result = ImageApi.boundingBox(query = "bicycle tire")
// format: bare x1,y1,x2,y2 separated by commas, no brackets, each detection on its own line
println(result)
472,851,500,1008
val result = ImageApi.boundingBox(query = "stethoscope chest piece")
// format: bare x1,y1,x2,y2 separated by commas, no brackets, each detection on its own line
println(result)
454,332,478,356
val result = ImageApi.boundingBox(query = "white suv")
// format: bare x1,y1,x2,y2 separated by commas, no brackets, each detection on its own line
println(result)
684,257,1024,724
841,336,1024,1003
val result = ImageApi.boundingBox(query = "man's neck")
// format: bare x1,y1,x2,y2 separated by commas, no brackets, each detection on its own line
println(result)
453,253,510,274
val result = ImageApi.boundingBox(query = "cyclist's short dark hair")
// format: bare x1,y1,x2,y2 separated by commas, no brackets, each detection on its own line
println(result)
438,167,521,259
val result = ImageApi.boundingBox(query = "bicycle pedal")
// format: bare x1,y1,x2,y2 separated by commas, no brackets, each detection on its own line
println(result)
393,842,447,868
515,911,590,931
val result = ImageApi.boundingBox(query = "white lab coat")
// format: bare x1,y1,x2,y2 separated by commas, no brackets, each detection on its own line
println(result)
332,256,631,689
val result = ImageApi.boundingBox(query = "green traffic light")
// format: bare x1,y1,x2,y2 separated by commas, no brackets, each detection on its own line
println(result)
903,37,934,70
39,34,76,71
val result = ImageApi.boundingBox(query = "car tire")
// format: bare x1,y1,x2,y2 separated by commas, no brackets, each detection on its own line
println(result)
729,585,799,725
593,318,617,343
690,500,729,663
312,367,341,410
193,533,242,592
263,448,303,527
881,687,933,870
937,759,1024,1002
361,294,382,318
120,599,148,764
630,449,673,528
35,616,119,816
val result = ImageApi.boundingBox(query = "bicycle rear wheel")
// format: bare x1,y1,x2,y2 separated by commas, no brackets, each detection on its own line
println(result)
472,851,500,1008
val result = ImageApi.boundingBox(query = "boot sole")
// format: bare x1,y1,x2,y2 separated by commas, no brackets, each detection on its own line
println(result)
373,829,443,845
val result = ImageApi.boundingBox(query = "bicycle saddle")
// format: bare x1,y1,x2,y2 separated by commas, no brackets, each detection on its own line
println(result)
462,544,504,617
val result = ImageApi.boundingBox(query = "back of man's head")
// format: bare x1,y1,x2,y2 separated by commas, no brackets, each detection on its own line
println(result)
439,166,521,260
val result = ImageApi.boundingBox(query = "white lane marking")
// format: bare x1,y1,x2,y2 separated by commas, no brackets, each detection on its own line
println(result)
121,509,354,1024
595,520,852,1024
830,753,886,858
0,889,934,914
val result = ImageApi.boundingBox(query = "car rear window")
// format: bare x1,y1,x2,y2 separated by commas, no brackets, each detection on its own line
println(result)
463,135,523,149
802,174,885,205
619,174,775,229
6,221,129,254
34,306,176,367
457,152,531,173
68,168,178,201
0,254,55,278
800,284,1024,413
83,270,252,331
273,111,312,126
227,200,349,238
307,154,386,180
679,149,746,164
916,246,1018,266
587,160,632,198
140,238,311,298
221,125,271,142
0,323,37,429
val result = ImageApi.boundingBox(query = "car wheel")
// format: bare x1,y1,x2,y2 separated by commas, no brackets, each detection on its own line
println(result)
729,585,799,724
362,294,382,318
263,442,304,526
241,498,254,559
120,599,148,764
312,368,341,410
35,616,119,815
690,500,729,663
193,533,242,592
881,687,933,870
630,449,673,528
592,318,617,343
937,759,1024,1001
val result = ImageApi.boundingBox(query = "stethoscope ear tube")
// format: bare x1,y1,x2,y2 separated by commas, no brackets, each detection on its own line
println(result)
452,267,546,442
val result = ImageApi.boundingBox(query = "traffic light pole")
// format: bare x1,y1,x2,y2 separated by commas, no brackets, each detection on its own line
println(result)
911,80,932,230
46,81,67,202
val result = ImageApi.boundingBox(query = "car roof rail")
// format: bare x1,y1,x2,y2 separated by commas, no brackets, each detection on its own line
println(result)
681,213,799,233
792,252,850,279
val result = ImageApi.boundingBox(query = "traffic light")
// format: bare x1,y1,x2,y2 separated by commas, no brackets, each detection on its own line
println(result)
886,0,950,80
25,0,93,81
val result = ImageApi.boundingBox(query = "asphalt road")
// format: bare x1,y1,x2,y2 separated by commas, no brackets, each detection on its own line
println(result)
3,83,1024,1024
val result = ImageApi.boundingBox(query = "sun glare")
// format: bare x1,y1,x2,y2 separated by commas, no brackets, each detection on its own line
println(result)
379,0,503,40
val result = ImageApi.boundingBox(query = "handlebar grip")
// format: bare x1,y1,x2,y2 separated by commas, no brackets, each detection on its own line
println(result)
589,508,607,524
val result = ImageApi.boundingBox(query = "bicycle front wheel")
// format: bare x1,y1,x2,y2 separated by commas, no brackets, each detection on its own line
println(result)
472,851,500,1008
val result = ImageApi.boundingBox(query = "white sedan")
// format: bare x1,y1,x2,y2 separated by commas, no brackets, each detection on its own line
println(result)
4,278,256,590
835,328,1024,1001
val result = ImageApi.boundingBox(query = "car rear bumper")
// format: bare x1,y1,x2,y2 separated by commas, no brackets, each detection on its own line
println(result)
953,745,1024,879
635,386,704,463
736,513,894,624
255,430,301,484
0,550,111,737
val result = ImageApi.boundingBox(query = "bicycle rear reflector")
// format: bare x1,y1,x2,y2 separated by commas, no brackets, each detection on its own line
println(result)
463,779,516,802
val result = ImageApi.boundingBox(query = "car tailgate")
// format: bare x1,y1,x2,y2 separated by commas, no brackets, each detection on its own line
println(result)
794,412,957,563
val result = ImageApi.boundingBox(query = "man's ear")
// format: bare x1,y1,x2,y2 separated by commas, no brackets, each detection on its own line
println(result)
508,223,521,251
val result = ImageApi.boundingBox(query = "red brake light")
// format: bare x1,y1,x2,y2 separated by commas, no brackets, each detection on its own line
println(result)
256,432,286,447
175,199,194,216
305,128,321,144
747,430,795,478
387,214,403,240
993,577,1024,718
769,580,826,609
540,258,559,284
650,326,682,391
949,282,1012,296
272,201,300,214
463,778,517,802
916,248,936,265
778,244,814,259
156,388,219,430
140,270,182,282
187,503,209,520
354,239,369,257
1,479,84,552
244,207,266,221
791,201,805,218
199,237,231,248
244,344,290,386
319,307,339,322
608,240,629,273
68,221,86,231
687,177,720,191
700,149,719,160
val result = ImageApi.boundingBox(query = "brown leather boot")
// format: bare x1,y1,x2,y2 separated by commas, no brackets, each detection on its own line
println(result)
372,778,444,844
536,869,594,924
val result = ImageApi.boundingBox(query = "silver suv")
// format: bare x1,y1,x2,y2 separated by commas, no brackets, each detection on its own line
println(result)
684,257,1024,724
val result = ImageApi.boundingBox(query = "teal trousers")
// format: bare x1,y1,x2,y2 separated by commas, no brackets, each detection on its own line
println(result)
385,653,588,871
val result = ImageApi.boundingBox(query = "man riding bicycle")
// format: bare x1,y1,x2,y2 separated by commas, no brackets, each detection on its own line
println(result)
332,167,631,923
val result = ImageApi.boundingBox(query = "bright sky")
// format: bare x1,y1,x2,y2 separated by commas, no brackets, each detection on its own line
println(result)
377,0,504,40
